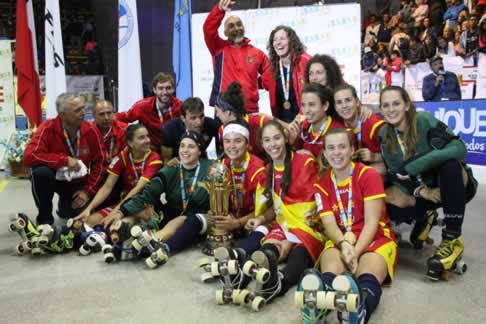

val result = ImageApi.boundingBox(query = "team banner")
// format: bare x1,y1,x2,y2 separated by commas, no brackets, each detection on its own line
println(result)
477,53,486,99
0,41,16,161
417,100,486,166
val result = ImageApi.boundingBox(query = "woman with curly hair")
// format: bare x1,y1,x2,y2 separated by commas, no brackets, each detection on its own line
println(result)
304,54,344,91
267,25,312,123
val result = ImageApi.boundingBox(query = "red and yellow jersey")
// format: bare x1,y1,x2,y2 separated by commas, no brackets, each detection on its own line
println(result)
223,153,266,218
314,162,393,240
219,114,272,159
294,116,346,158
107,147,162,196
95,119,127,165
352,113,384,153
260,152,324,258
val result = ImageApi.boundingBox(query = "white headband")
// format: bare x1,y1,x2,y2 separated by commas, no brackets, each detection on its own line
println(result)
223,124,250,140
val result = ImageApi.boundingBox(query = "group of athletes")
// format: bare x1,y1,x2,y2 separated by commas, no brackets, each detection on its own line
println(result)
19,1,478,323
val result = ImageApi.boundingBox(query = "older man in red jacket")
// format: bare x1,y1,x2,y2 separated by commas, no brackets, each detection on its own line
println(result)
24,93,105,225
204,0,273,114
116,72,182,155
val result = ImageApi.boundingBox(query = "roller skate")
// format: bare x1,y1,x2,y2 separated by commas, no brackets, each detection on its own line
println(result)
130,225,169,269
8,213,39,255
410,210,438,249
295,269,330,324
199,247,248,305
237,249,282,311
79,231,108,256
426,231,467,281
332,273,366,324
31,224,57,256
103,221,136,263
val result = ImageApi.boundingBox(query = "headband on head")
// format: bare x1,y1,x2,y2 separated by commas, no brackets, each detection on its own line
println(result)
181,130,204,150
223,123,250,141
216,96,236,113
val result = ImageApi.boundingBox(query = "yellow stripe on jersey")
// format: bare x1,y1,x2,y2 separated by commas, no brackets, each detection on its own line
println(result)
370,120,385,140
364,193,386,201
319,211,334,218
254,182,267,217
250,166,266,183
106,169,119,177
380,221,392,239
259,115,266,127
313,183,329,197
358,165,371,180
149,160,163,166
140,176,150,182
304,157,315,167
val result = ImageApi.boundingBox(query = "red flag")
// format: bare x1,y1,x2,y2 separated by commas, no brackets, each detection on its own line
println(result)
16,0,42,127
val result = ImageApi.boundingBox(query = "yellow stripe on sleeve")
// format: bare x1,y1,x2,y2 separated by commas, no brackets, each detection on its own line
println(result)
106,169,119,177
370,120,385,140
364,193,386,201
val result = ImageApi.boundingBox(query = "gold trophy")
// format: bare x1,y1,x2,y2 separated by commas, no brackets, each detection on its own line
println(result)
199,162,233,255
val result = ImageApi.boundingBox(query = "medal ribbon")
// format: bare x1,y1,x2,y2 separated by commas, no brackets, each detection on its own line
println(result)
103,127,116,162
156,100,173,124
63,128,80,158
331,164,354,232
272,167,283,217
355,119,362,149
129,151,150,181
279,60,290,104
301,116,330,144
179,163,201,211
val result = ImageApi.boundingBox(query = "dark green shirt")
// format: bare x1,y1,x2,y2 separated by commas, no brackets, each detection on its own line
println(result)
120,159,214,221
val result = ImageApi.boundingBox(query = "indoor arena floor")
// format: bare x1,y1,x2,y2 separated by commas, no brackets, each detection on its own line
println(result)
0,175,484,324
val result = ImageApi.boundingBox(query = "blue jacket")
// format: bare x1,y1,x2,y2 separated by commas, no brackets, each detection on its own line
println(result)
443,3,465,26
422,71,461,101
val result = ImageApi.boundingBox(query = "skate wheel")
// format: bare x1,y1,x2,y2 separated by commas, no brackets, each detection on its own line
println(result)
333,275,351,293
215,289,226,305
235,289,250,305
231,289,241,304
200,272,213,283
197,257,210,268
15,243,25,256
251,296,265,312
346,293,359,312
228,260,238,275
130,225,143,238
145,257,158,269
255,268,270,284
210,261,220,277
132,239,143,252
242,260,256,276
79,245,91,256
31,247,41,256
316,291,327,309
454,261,467,275
111,233,120,244
104,253,115,264
294,291,305,308
324,291,336,310
102,244,113,253
22,241,33,251
141,230,152,242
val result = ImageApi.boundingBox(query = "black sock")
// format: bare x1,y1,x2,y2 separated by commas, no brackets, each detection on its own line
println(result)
165,214,202,254
238,231,264,256
439,160,465,234
357,273,382,323
279,245,313,296
386,203,415,224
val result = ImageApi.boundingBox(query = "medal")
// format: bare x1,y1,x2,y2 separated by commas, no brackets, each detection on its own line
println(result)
283,100,291,110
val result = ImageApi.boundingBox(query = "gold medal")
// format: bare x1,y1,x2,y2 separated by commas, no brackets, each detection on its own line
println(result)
283,100,291,110
343,231,357,245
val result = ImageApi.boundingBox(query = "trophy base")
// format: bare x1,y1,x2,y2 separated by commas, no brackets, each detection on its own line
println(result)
201,233,234,256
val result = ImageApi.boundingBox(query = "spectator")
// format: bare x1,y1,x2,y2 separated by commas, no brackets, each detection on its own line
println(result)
406,37,426,64
412,0,430,23
378,13,393,44
364,14,381,45
382,50,402,86
389,22,411,60
454,30,467,56
443,0,466,28
479,0,486,16
457,8,470,27
368,38,379,53
460,14,480,63
423,34,438,58
437,35,457,56
362,46,380,72
460,19,470,32
443,26,455,42
419,17,440,42
429,0,447,28
479,14,486,53
422,55,462,101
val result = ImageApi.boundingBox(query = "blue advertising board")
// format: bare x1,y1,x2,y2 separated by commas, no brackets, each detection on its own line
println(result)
416,100,486,166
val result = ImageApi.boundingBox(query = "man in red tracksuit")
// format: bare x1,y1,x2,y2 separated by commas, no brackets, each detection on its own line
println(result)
92,100,127,165
204,0,273,114
24,93,106,225
116,72,182,154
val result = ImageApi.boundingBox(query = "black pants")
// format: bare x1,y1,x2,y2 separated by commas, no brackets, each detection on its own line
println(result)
30,165,84,225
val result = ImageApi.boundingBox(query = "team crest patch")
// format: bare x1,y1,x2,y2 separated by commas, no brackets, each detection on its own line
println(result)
247,55,254,64
109,156,119,168
79,146,90,157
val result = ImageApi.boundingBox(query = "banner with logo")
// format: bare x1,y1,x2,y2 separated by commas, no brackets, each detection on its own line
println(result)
118,0,143,112
0,41,16,161
416,100,486,166
477,53,486,99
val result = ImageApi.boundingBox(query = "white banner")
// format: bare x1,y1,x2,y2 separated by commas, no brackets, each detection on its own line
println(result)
44,0,67,119
118,0,143,112
361,70,386,105
66,76,105,115
404,62,430,102
0,41,17,162
477,53,486,99
192,4,361,117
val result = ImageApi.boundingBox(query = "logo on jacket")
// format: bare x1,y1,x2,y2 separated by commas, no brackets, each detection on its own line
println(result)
247,55,254,64
118,0,134,49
